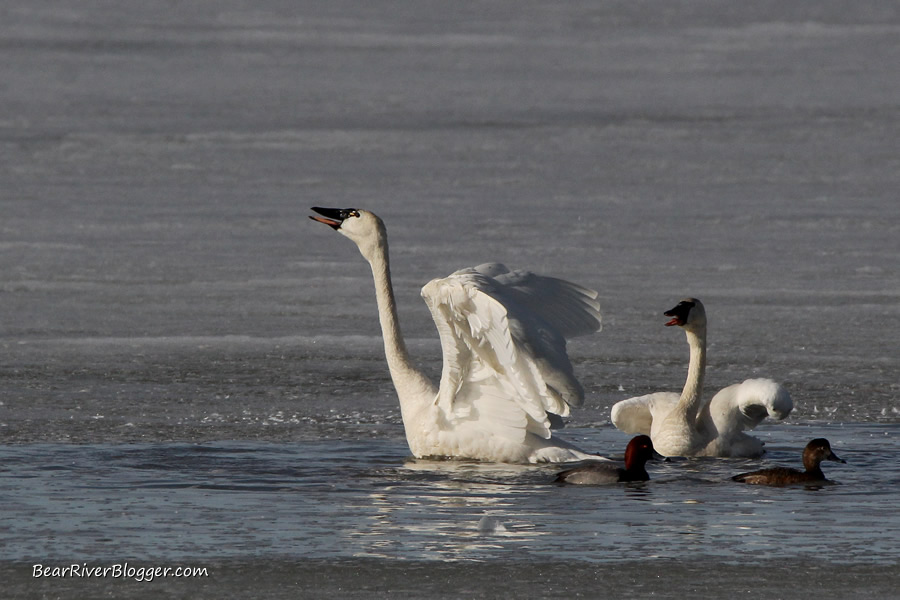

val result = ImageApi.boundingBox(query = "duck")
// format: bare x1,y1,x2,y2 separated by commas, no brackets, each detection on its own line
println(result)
610,298,793,457
309,207,607,463
554,435,657,484
732,438,846,486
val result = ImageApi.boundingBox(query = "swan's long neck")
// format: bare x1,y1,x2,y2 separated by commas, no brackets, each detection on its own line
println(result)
366,240,436,411
677,327,707,423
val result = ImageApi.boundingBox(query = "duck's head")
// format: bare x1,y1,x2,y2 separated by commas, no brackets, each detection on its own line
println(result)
623,435,658,468
310,207,386,260
803,438,846,470
664,298,707,333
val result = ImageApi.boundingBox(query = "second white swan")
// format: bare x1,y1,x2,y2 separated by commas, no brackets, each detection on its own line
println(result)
310,207,606,464
610,298,792,457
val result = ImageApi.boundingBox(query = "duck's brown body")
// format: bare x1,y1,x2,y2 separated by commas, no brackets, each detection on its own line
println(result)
732,438,845,486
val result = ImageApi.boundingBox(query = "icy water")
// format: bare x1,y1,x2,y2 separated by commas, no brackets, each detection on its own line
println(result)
2,1,899,598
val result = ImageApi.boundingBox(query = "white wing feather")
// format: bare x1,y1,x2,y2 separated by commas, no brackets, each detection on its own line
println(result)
613,380,791,436
610,392,679,435
708,378,793,432
421,263,602,443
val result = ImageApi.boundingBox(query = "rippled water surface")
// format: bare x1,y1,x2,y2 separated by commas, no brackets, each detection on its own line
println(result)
2,0,899,597
2,424,899,597
3,425,900,563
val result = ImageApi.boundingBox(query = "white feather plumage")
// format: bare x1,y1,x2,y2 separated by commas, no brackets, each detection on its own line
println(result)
610,298,792,458
311,208,606,463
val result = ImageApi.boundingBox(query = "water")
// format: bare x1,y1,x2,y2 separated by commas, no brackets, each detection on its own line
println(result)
2,427,899,598
1,0,899,597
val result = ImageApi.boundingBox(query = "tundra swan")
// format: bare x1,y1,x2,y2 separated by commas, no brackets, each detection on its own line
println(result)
310,207,606,463
610,298,792,457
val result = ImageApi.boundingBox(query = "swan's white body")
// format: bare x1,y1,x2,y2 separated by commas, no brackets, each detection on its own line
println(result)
610,298,792,458
311,208,606,464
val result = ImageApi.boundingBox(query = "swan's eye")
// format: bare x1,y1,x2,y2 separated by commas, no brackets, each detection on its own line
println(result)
348,209,360,218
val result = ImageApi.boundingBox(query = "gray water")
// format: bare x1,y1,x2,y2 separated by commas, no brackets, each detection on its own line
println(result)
1,1,899,598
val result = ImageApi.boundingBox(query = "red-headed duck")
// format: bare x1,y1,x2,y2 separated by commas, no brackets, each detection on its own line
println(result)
732,438,846,486
555,436,656,485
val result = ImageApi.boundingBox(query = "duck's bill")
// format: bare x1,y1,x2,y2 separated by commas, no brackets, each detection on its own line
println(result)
309,206,348,230
828,452,847,464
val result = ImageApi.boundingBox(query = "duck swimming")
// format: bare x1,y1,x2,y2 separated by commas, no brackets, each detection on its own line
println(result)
732,438,846,486
610,298,793,457
554,435,657,484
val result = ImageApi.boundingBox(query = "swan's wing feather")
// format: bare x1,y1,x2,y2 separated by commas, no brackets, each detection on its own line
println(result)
610,392,679,435
709,378,793,432
421,265,598,442
471,263,602,338
468,263,602,411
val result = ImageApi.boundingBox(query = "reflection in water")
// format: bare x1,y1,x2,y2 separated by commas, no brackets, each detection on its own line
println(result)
1,426,898,565
351,458,556,560
622,483,653,501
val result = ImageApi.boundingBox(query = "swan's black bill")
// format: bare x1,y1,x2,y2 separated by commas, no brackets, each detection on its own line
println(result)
664,299,695,327
310,206,359,230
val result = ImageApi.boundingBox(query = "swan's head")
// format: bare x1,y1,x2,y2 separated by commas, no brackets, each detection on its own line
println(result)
310,207,386,260
803,438,846,471
664,298,706,332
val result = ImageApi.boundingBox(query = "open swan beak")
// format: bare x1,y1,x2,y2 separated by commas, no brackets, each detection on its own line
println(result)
663,310,685,327
663,299,695,327
310,206,356,230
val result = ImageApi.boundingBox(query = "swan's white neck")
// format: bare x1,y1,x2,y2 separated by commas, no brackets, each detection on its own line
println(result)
676,327,707,422
364,239,436,416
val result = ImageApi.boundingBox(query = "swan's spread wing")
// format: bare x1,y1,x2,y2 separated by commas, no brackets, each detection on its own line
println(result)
421,264,601,442
610,392,679,435
709,378,793,432
474,263,602,339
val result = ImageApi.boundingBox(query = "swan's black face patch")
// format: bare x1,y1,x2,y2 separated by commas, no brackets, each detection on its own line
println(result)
663,300,695,326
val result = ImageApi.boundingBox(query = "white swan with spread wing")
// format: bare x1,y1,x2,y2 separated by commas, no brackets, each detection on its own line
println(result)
610,298,792,458
310,207,606,464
